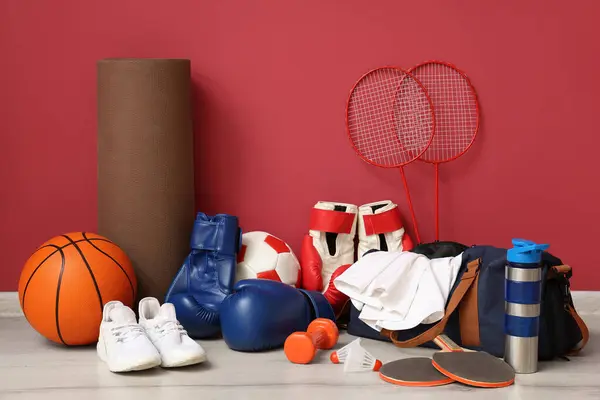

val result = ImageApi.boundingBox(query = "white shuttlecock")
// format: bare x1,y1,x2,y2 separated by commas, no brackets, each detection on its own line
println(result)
342,342,382,373
329,338,361,364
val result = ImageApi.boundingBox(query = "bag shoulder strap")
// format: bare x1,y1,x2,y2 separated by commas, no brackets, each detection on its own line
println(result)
566,304,589,354
381,258,482,347
547,264,589,354
560,267,589,354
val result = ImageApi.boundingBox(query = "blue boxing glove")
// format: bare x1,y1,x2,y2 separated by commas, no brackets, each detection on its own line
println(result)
165,212,241,338
220,279,336,352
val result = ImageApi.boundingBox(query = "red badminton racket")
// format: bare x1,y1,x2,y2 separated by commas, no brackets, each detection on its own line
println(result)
408,61,480,241
346,67,435,244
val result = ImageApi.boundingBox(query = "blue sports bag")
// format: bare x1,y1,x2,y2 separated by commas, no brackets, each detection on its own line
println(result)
347,243,588,360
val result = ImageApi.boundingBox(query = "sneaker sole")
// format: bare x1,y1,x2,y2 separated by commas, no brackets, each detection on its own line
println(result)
111,358,162,372
97,340,162,372
161,353,207,368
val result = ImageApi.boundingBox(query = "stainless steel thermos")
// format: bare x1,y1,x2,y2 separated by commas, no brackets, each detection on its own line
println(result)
504,238,549,374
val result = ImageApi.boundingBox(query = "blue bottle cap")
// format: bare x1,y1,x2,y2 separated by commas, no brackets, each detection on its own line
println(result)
507,238,550,264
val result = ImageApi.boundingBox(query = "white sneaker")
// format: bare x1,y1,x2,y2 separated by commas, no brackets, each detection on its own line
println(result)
97,301,162,372
138,297,207,368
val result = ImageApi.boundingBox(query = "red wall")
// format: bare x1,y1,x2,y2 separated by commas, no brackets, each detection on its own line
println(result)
1,0,599,291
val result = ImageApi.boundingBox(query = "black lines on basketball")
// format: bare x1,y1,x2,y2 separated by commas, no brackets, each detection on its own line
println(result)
61,235,103,314
54,247,68,346
21,245,62,313
35,238,113,260
82,232,135,302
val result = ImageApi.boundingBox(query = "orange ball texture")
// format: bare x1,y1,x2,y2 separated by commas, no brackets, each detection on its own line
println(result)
18,232,137,346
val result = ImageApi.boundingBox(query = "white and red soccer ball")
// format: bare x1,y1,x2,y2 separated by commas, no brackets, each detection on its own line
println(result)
236,231,301,287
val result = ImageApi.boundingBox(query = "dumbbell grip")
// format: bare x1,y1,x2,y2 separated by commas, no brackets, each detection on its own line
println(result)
310,329,327,348
307,318,338,350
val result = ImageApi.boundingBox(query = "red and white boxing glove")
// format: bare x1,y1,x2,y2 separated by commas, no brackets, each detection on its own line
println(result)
300,201,357,317
357,200,414,259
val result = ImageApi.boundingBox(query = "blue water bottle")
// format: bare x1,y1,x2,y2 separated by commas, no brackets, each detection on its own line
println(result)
504,238,549,374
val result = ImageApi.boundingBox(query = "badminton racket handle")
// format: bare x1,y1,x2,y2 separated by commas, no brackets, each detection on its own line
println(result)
435,164,439,241
398,167,421,244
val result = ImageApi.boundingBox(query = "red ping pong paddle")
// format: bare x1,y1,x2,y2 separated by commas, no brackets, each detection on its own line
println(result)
431,335,515,388
377,334,462,387
378,357,454,387
379,334,514,388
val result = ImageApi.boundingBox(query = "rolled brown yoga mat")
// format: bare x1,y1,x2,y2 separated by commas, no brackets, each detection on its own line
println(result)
97,58,195,302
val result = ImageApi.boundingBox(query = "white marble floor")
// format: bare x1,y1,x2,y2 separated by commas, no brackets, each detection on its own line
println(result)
0,300,598,400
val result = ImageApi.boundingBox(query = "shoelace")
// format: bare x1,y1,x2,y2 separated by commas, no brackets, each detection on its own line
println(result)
152,320,188,340
111,324,146,343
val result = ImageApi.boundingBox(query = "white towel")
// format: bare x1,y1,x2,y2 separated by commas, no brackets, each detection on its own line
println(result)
334,251,462,331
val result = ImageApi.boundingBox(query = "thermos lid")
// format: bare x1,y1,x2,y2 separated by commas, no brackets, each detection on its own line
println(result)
507,238,550,264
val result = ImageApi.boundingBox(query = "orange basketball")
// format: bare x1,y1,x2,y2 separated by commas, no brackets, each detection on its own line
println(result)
18,232,137,346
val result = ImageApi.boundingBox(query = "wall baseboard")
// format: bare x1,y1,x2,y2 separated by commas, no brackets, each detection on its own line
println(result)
0,292,22,317
1,291,599,318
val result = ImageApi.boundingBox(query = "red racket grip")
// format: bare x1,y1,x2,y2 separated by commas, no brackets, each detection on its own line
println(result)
435,164,439,241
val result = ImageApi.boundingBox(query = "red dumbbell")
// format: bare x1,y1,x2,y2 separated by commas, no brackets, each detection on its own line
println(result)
284,318,339,364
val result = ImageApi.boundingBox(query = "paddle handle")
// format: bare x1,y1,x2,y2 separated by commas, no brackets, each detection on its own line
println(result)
433,334,464,352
